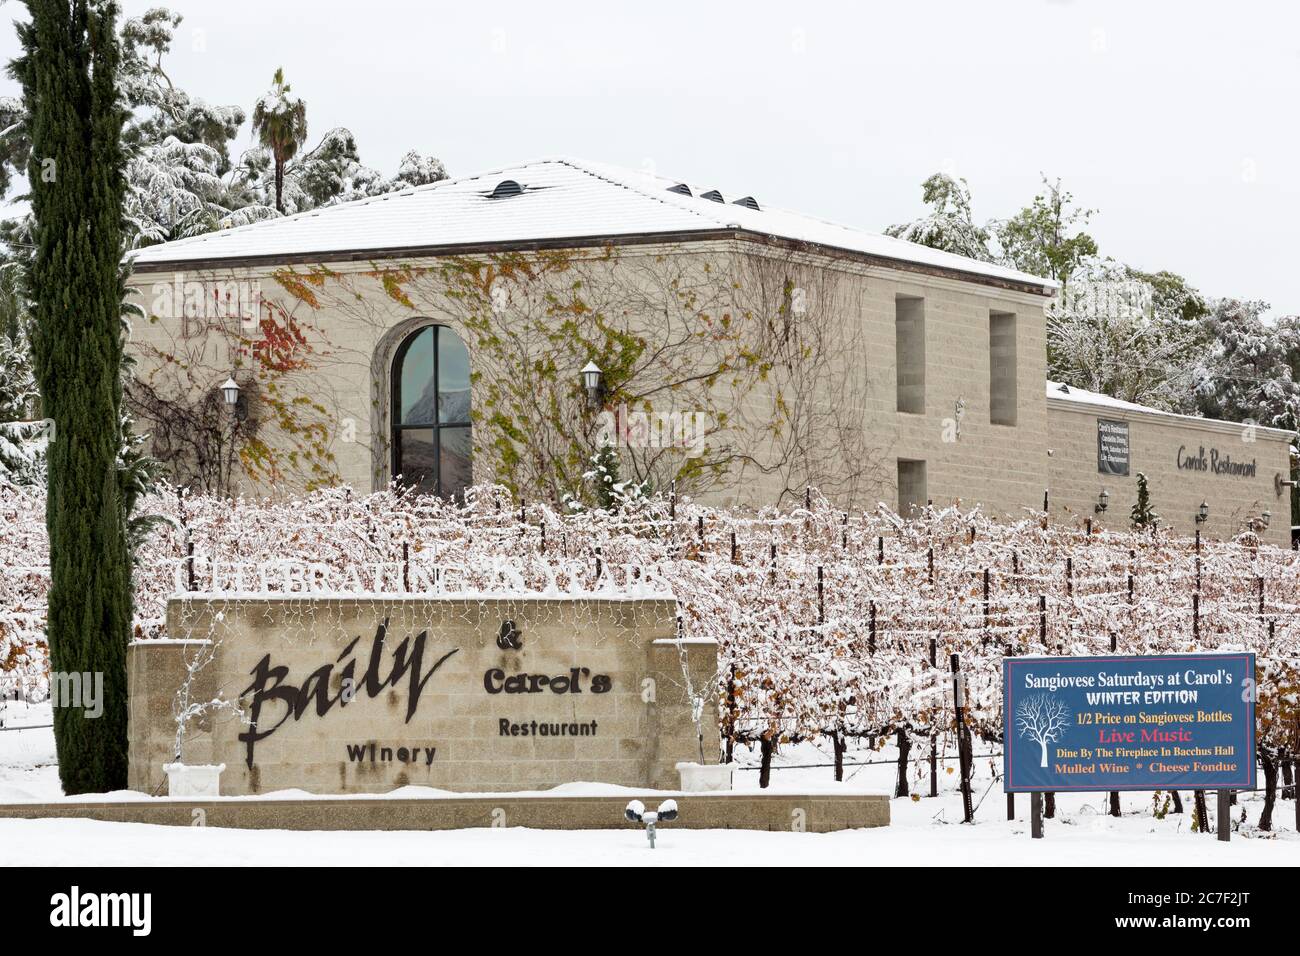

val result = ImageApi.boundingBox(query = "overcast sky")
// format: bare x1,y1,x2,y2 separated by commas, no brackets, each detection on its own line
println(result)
2,0,1297,314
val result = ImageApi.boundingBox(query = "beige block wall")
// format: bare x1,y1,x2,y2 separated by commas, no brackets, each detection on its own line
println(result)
1045,399,1291,547
127,597,719,796
126,241,1055,517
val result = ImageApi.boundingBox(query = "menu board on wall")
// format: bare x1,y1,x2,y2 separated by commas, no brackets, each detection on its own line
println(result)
1097,418,1130,476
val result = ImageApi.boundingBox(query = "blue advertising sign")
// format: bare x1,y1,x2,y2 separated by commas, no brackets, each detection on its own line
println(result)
1003,653,1255,793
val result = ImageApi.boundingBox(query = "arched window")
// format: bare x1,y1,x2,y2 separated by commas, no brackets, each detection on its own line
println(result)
391,325,471,498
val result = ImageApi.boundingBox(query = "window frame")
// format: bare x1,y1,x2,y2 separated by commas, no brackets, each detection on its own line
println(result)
390,324,471,498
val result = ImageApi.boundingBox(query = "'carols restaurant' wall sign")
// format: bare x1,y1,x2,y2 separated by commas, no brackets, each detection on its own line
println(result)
1176,444,1257,479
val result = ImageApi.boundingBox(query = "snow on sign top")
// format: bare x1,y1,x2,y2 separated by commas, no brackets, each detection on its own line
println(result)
128,156,1056,291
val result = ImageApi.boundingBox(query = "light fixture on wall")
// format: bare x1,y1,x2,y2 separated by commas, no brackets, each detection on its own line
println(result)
581,361,603,409
1196,501,1209,525
220,377,240,407
1095,489,1109,514
1275,472,1295,497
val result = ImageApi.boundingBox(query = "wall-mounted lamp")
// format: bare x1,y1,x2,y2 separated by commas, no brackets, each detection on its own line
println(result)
219,375,249,423
1275,472,1296,497
1195,501,1209,525
1095,489,1109,514
581,361,603,409
220,377,240,407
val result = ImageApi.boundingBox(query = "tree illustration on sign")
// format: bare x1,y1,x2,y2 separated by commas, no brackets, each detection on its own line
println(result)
1016,694,1070,767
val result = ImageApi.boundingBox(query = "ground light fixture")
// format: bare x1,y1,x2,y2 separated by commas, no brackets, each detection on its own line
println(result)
1196,501,1209,525
581,361,603,408
1261,510,1271,528
1095,489,1109,514
624,799,678,848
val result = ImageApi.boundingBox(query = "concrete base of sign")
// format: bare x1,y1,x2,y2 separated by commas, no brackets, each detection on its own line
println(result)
0,790,889,833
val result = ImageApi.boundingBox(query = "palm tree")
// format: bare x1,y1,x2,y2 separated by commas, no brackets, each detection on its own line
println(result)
251,67,307,213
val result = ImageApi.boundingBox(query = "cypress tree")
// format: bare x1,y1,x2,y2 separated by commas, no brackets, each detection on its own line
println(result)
1130,471,1158,530
14,0,132,793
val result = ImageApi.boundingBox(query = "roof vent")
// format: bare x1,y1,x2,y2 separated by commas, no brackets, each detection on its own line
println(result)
667,183,692,197
731,196,760,211
488,179,524,199
700,189,724,203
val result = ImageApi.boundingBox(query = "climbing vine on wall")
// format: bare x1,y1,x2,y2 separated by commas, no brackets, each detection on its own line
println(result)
273,242,887,505
126,268,344,494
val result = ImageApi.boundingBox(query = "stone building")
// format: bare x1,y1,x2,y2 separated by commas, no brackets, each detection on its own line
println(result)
124,157,1292,545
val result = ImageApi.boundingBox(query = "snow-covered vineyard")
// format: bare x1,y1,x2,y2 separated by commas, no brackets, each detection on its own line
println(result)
2,482,1298,809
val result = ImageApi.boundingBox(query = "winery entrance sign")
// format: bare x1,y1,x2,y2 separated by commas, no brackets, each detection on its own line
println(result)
1003,653,1255,793
127,596,718,795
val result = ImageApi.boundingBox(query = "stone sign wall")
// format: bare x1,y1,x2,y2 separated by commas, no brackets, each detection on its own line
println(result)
127,596,718,796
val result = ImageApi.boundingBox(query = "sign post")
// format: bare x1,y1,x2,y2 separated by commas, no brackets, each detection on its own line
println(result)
1004,653,1255,840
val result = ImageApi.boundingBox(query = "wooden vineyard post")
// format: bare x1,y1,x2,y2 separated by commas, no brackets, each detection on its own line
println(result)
817,565,824,625
1195,529,1201,593
929,637,938,798
1031,791,1043,838
982,568,990,645
724,665,737,764
951,653,973,823
1217,790,1230,842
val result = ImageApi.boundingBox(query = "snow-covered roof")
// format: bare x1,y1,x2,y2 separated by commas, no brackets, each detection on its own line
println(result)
129,156,1055,292
1046,380,1157,415
1046,380,1294,439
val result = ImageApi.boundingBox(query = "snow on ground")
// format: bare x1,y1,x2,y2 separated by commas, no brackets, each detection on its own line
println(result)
0,718,1294,866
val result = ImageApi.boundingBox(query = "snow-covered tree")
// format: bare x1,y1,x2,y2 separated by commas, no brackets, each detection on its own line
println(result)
995,175,1098,286
250,67,308,214
0,8,271,246
582,438,649,511
384,150,449,190
884,173,995,262
1180,298,1300,432
119,8,245,169
1130,472,1158,529
0,264,43,486
1047,259,1210,408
